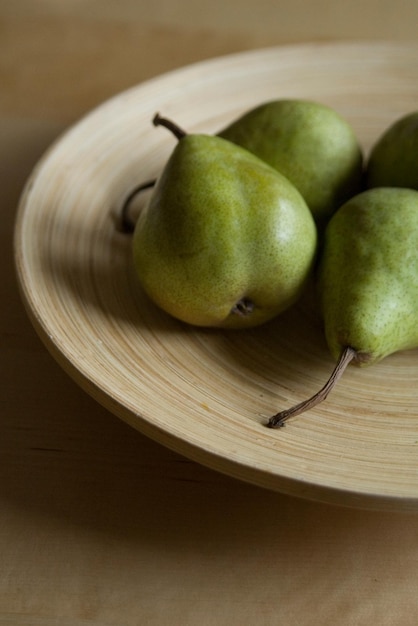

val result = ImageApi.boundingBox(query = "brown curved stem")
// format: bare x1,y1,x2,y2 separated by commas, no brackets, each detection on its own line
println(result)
118,113,188,233
119,179,156,233
267,346,357,428
153,113,187,140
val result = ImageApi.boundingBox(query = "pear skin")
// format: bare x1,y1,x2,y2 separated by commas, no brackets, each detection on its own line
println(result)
366,111,418,190
132,132,317,328
218,99,364,225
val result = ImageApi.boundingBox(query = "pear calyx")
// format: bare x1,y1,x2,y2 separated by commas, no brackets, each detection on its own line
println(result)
267,345,357,428
231,298,255,317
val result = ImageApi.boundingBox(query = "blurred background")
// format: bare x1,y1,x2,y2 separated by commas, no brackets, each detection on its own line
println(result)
3,0,418,124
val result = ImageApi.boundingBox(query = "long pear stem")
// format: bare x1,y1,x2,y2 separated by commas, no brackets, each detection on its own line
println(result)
153,112,187,140
119,179,156,233
118,113,187,233
267,346,357,428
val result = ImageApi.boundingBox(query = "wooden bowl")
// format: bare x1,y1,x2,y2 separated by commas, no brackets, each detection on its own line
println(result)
14,41,418,512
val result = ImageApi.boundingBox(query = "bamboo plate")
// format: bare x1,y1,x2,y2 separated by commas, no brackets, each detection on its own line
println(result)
14,41,418,512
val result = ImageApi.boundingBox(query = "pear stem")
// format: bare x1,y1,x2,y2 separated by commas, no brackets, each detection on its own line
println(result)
119,179,156,233
153,113,187,140
267,346,357,428
118,114,187,233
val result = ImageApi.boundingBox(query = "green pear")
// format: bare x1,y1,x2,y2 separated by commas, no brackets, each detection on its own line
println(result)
319,187,418,363
366,110,418,190
132,114,317,329
218,99,364,225
268,187,418,427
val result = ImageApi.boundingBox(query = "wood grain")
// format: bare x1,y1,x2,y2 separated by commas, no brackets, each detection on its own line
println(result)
14,41,418,512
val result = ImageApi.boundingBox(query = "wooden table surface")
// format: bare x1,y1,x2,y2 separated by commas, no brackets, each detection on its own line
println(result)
3,2,418,625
